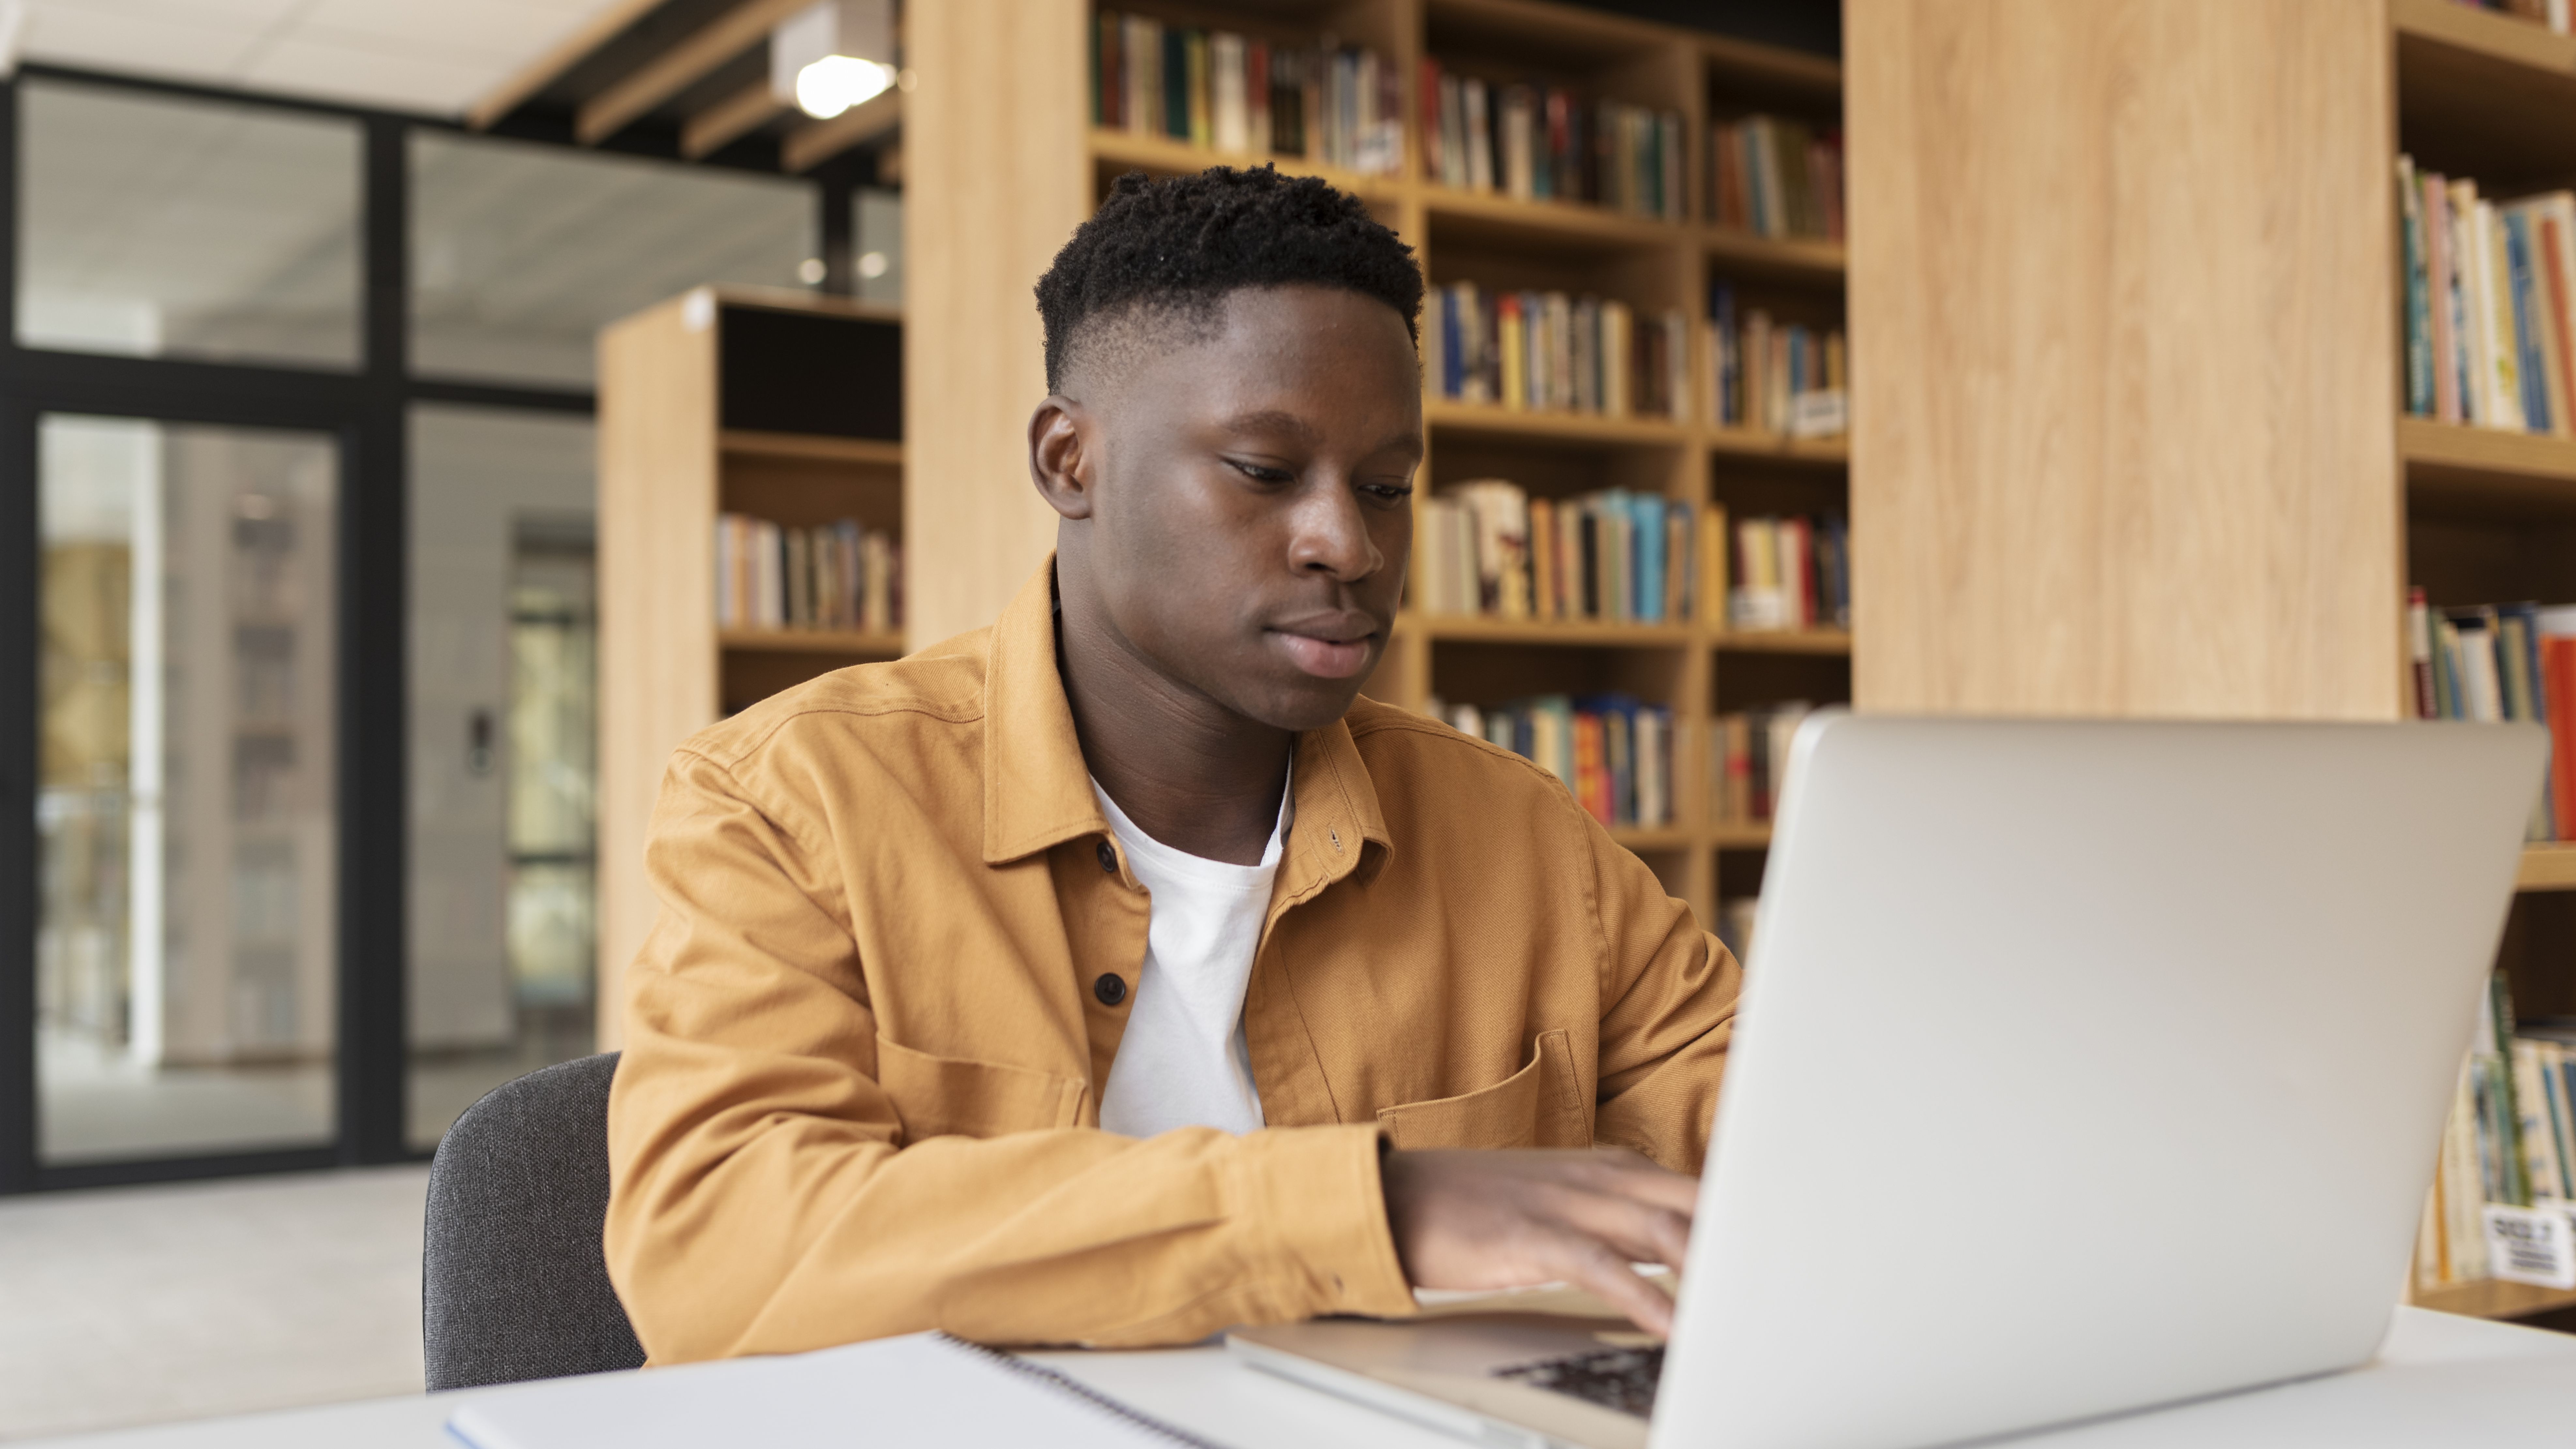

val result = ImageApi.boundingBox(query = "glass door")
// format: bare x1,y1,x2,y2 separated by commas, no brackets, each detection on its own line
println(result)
35,414,340,1165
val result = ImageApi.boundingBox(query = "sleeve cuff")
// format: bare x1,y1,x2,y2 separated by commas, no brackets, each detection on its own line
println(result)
1237,1123,1418,1320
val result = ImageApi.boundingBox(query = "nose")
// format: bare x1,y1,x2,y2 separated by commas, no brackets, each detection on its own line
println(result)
1286,474,1384,582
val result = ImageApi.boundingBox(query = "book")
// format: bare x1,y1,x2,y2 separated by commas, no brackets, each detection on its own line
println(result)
1709,114,1844,240
2413,975,2576,1291
446,1331,1207,1449
2409,591,2566,839
2395,159,2576,436
1437,692,1676,829
1090,13,1394,175
1428,284,1689,422
1417,60,1686,220
1706,283,1845,438
716,514,901,633
1710,701,1812,823
1725,514,1847,633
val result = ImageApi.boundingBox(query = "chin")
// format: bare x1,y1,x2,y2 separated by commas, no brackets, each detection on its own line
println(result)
1241,675,1371,733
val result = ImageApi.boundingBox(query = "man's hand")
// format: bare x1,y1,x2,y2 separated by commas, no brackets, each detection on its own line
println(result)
1379,1147,1697,1336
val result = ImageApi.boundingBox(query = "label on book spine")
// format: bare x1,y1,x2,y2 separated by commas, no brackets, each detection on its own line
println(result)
2482,1202,2576,1290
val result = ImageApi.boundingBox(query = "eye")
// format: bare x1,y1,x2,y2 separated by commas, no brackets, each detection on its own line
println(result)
1226,457,1295,485
1358,481,1415,507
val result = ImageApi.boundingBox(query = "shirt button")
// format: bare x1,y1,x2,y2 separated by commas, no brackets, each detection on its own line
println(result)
1093,973,1128,1007
1096,840,1117,873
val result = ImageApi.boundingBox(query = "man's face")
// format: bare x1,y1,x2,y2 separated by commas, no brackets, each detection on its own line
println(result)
1064,284,1422,732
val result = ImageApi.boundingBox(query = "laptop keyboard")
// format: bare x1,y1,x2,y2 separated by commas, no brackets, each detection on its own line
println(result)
1491,1345,1665,1418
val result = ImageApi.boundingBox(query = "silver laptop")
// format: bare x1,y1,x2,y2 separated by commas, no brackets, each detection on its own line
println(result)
1231,714,2545,1449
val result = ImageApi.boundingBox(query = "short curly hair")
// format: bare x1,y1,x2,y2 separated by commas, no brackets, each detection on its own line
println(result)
1035,165,1423,393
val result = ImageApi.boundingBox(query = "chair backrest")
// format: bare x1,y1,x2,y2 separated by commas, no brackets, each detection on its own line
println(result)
423,1051,647,1390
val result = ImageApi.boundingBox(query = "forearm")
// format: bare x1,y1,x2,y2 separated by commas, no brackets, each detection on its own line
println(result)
606,1103,1412,1360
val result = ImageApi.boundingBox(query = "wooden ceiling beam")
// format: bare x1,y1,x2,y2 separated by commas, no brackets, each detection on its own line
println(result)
681,79,785,158
466,0,666,130
576,0,813,146
781,87,902,173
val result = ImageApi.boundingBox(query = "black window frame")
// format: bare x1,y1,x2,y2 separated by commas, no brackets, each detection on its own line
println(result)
0,61,865,1192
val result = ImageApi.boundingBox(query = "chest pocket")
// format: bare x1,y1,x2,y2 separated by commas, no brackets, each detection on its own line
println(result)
875,1036,1089,1144
1375,1028,1591,1151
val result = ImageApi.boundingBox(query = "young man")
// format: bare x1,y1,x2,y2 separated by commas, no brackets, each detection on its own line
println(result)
605,167,1741,1364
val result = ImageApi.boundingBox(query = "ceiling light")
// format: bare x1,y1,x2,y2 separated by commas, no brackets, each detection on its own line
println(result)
794,55,894,119
772,0,898,120
856,251,889,280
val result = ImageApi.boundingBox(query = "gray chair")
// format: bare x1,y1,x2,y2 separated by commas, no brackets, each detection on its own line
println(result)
423,1051,647,1389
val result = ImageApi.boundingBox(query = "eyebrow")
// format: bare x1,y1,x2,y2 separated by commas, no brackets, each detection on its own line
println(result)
1220,409,1424,457
1219,409,1325,443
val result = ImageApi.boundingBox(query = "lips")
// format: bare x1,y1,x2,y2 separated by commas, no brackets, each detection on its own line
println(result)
1268,612,1381,680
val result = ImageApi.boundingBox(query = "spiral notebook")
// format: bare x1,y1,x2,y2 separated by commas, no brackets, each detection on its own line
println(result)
445,1331,1218,1449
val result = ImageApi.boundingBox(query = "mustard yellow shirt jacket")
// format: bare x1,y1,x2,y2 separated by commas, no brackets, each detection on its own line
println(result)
606,562,1743,1362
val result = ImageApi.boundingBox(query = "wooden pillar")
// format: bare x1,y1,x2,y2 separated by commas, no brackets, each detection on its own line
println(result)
903,0,1093,647
1846,0,2402,719
595,294,719,1049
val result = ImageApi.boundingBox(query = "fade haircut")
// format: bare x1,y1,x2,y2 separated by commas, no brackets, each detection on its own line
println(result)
1034,165,1424,394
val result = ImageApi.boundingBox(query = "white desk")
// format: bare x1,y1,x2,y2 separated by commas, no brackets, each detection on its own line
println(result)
32,1308,2576,1448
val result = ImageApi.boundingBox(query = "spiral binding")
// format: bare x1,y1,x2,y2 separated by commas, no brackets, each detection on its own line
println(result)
932,1333,1231,1449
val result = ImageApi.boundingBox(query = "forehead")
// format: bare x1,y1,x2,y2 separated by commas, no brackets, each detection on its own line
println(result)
1083,284,1417,400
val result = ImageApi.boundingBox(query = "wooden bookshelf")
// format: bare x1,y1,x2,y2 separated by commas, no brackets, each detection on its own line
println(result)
2387,2,2576,1322
2410,1276,2576,1322
2517,845,2576,893
596,287,903,1048
979,0,1850,925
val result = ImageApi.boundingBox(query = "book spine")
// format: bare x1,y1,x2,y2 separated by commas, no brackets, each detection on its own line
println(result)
2507,211,2551,432
2540,210,2576,436
2408,587,2436,719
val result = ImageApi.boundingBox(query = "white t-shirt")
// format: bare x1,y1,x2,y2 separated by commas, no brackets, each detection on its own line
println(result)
1091,776,1287,1138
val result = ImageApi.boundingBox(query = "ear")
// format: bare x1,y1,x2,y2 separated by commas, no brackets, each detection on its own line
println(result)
1028,396,1095,521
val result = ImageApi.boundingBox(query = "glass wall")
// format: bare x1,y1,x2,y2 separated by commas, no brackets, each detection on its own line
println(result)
17,79,361,369
36,416,340,1164
7,64,875,1184
406,405,597,1148
411,130,819,388
854,186,903,306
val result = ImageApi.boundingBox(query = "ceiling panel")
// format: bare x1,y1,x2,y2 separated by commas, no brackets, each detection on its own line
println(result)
22,0,632,116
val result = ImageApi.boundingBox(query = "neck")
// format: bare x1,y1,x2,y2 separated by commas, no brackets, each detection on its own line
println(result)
1055,570,1291,867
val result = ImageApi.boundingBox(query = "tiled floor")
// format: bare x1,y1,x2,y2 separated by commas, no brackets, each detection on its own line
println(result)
0,1167,429,1441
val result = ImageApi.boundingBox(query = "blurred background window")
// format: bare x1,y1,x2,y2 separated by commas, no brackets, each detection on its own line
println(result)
37,416,340,1164
406,405,598,1150
411,131,819,388
18,80,362,369
854,185,903,306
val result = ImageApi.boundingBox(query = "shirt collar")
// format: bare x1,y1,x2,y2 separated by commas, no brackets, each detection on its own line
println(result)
980,557,1393,883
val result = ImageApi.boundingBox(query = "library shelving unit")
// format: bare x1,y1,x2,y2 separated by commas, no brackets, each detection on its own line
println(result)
1071,0,1848,924
595,285,903,1048
2392,0,2576,1324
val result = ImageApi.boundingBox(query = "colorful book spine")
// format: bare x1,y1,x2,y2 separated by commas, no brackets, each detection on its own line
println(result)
1438,694,1674,829
1089,12,1392,173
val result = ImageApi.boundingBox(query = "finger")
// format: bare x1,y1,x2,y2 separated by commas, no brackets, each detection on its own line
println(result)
1534,1172,1695,1263
1546,1235,1677,1338
1579,1155,1702,1216
1605,1204,1693,1271
1555,1193,1692,1272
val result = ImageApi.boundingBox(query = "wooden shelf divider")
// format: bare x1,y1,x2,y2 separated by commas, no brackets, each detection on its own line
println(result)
718,627,906,656
599,287,902,1048
2410,1276,2576,1321
720,430,905,467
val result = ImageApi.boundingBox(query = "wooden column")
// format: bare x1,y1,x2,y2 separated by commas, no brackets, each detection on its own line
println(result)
595,293,720,1049
903,0,1093,646
1846,0,2402,719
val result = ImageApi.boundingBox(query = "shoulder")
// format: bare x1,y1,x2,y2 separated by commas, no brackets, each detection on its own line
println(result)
1342,695,1585,803
676,625,990,777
